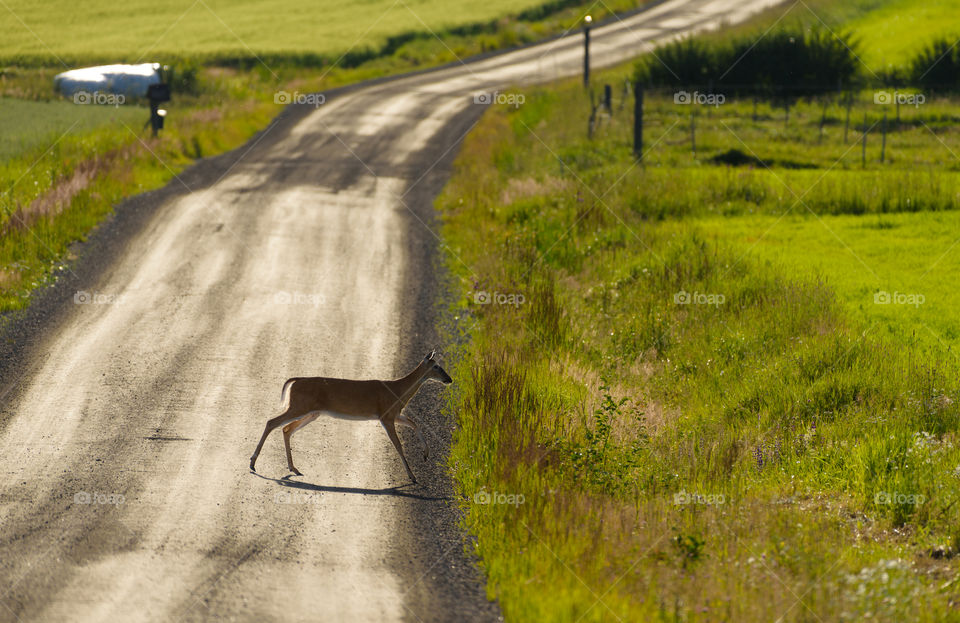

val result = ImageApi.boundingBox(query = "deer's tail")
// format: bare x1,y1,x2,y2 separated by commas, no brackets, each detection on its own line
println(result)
280,378,300,408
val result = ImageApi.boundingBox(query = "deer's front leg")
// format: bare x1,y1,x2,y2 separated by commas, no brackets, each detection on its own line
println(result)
381,415,416,483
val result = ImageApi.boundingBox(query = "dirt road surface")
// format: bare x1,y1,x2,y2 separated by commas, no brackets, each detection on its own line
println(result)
0,1,783,620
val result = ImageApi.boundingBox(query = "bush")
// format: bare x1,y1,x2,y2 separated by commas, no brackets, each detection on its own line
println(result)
634,37,718,86
910,36,960,92
635,26,861,98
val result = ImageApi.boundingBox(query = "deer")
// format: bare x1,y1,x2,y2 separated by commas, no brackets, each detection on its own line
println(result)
249,350,452,482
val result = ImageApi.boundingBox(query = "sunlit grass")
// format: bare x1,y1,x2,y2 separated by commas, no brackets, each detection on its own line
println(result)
701,210,960,353
0,0,550,61
847,0,960,76
438,52,960,623
0,97,147,161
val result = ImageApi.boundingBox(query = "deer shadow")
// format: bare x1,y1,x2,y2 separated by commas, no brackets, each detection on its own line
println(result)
249,469,449,502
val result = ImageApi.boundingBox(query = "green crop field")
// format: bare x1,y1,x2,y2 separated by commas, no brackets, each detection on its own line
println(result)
1,0,558,64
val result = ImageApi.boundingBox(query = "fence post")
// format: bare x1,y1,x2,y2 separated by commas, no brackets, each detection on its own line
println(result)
861,113,867,168
588,89,598,139
844,93,852,143
819,98,828,143
604,84,612,114
881,110,887,163
691,110,697,158
633,82,643,160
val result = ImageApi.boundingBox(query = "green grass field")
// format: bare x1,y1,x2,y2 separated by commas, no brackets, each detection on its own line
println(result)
438,83,960,622
435,1,960,620
1,0,564,63
849,0,960,75
704,210,960,353
0,97,145,161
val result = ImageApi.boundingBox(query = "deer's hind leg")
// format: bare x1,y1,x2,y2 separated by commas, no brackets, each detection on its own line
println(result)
282,412,320,476
397,413,429,460
250,407,302,472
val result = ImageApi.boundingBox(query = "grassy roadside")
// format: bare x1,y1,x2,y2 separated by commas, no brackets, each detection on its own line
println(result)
0,0,651,315
436,5,960,620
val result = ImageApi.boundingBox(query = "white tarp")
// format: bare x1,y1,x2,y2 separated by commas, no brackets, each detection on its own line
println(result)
54,63,161,98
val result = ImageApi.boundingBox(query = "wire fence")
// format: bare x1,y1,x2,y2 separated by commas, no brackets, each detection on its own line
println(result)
582,81,958,166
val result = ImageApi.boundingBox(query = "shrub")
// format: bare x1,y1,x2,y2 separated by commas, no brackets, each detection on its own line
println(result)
910,36,960,92
635,26,861,98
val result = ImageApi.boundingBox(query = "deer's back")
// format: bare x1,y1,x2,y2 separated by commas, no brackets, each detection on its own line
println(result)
287,377,391,417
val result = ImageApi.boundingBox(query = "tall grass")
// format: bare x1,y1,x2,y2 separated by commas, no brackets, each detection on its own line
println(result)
438,67,960,621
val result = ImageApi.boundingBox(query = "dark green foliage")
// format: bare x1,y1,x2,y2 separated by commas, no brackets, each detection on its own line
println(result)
910,35,960,92
635,26,861,98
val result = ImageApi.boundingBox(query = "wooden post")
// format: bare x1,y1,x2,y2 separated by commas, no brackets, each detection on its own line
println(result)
604,84,612,114
588,89,597,139
691,110,696,158
844,93,852,143
819,98,828,143
583,24,591,88
881,110,887,163
862,113,867,168
633,82,643,160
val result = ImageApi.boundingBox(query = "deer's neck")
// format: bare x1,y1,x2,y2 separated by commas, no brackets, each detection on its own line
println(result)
393,365,428,406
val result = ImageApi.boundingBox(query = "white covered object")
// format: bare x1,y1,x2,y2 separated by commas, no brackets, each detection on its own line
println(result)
54,63,161,98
